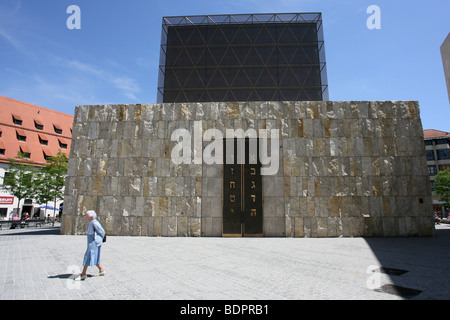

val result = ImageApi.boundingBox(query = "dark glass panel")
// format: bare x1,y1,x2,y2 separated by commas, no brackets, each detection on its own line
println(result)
160,17,326,103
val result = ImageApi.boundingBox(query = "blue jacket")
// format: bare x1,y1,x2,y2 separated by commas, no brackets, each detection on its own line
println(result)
87,219,105,247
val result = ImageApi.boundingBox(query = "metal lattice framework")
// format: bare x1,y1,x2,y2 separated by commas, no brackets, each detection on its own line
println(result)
158,13,328,103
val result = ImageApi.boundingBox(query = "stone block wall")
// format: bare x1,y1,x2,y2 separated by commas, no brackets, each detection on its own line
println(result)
61,101,434,237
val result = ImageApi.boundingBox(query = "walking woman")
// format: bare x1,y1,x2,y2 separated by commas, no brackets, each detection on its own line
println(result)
76,210,106,281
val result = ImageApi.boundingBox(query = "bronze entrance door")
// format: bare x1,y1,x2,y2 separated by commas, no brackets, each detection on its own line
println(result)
223,138,263,237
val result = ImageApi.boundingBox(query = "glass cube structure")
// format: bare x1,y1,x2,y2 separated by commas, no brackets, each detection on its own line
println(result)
157,13,329,103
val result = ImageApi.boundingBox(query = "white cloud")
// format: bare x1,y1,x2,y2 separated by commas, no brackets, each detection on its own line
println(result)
110,76,140,100
0,28,22,51
64,59,141,101
66,60,103,77
0,0,22,19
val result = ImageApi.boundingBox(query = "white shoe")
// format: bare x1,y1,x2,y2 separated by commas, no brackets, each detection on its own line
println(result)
74,274,87,281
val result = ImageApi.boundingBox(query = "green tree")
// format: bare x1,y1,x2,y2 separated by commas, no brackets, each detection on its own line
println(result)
35,150,68,223
1,152,36,218
34,170,57,219
435,169,450,206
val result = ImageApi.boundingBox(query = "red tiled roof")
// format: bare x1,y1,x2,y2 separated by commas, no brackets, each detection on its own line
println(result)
0,95,73,166
423,129,450,139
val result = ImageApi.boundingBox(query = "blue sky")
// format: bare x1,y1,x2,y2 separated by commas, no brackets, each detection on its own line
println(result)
0,0,449,131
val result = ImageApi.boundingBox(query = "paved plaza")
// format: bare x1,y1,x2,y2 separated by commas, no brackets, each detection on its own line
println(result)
0,222,449,301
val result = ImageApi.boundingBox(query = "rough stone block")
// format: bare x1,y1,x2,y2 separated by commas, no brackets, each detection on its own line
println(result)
63,101,432,238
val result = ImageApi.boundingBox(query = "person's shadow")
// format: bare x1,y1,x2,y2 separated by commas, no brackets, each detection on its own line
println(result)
48,273,73,279
48,273,93,279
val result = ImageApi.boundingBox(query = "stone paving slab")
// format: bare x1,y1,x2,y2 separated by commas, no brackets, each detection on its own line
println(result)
1,223,449,301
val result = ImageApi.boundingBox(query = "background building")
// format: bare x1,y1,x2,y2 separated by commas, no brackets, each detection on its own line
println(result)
424,129,450,216
158,13,328,103
0,95,73,219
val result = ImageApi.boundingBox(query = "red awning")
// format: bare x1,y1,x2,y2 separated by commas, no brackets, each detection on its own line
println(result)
38,133,49,140
19,144,30,153
12,113,22,121
15,129,27,136
58,137,69,144
42,147,54,157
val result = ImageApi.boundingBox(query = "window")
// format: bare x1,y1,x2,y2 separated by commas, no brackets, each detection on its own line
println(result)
437,149,450,160
0,131,2,137
0,149,5,155
2,171,11,185
436,139,449,145
59,140,68,149
53,125,62,134
430,181,435,191
12,115,22,125
43,151,52,161
39,137,48,146
428,165,438,176
426,150,435,161
34,121,44,130
19,146,30,159
439,164,450,172
38,134,49,146
424,140,433,146
16,132,26,142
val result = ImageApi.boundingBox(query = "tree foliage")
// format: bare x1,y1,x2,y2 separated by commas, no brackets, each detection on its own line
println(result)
1,151,68,217
1,152,36,213
34,151,68,221
435,169,450,205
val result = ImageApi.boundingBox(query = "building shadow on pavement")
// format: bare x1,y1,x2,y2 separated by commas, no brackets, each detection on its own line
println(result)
363,225,450,300
0,227,60,236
